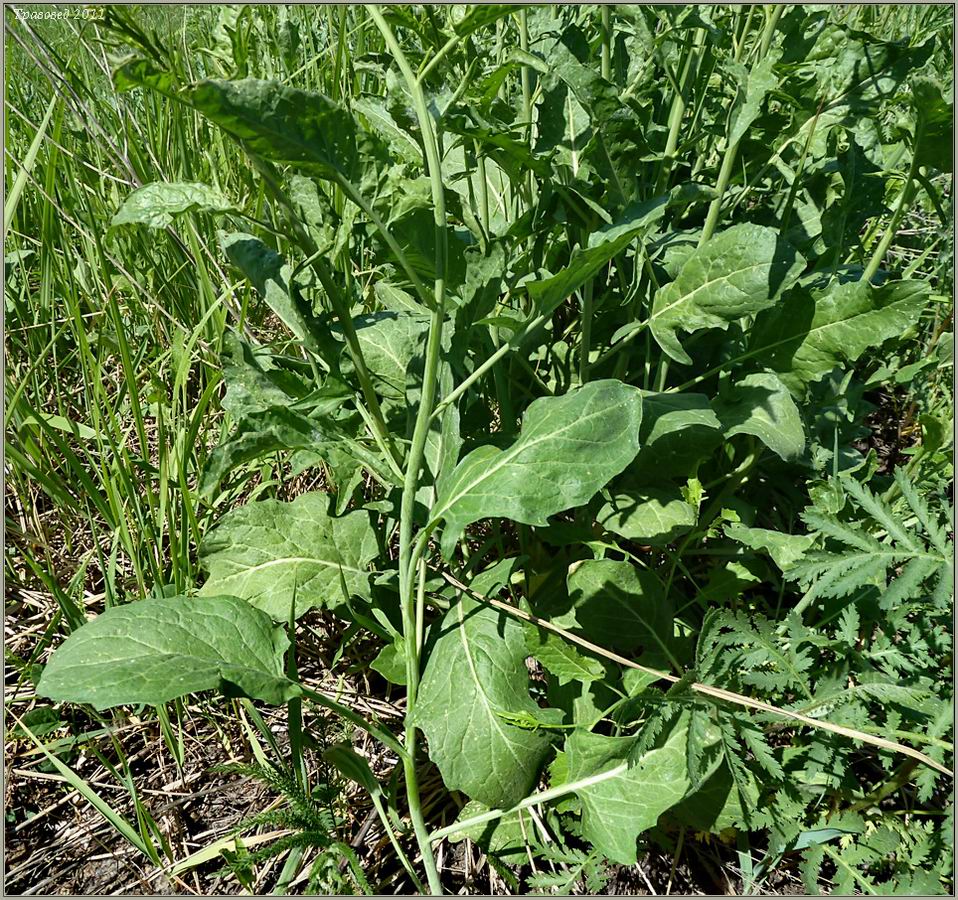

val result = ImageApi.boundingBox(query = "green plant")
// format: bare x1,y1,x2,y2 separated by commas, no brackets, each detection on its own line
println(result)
212,760,372,895
26,5,953,894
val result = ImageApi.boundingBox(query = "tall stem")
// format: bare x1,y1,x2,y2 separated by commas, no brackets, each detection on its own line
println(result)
600,6,612,81
578,7,612,384
370,8,447,894
861,123,926,283
519,9,533,140
654,28,705,196
519,8,536,208
579,279,594,384
699,4,782,246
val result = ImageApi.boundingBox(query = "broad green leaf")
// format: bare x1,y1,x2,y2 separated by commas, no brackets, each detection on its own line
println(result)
450,4,521,37
288,174,350,256
414,595,555,808
565,714,695,864
200,407,318,497
376,175,472,285
370,636,407,685
650,224,805,365
633,391,722,478
189,78,359,180
525,623,605,687
724,523,816,572
525,196,672,317
199,407,386,498
555,559,673,656
712,371,806,461
786,21,932,107
346,312,429,402
37,595,294,709
444,111,551,181
199,492,378,620
535,26,649,206
748,279,928,394
447,800,530,865
546,652,623,729
434,380,642,557
455,241,509,328
465,50,549,118
111,182,235,229
700,560,762,605
113,57,177,97
673,762,758,834
598,485,696,545
219,332,338,421
727,50,781,147
220,232,332,360
209,5,251,72
375,280,422,315
910,76,953,173
353,97,420,165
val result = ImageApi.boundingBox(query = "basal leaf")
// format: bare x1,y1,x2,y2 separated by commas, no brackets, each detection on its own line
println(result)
353,97,421,165
37,595,294,709
747,279,928,394
557,559,673,656
650,224,805,365
199,406,380,498
111,182,236,229
220,232,326,357
219,333,348,422
414,595,555,808
598,484,696,545
633,391,723,478
727,50,781,148
347,312,429,402
712,371,806,461
199,492,378,619
565,713,696,865
673,762,758,833
188,78,359,180
199,408,315,496
434,380,642,557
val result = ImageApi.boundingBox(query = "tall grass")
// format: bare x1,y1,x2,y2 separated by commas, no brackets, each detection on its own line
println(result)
5,9,395,888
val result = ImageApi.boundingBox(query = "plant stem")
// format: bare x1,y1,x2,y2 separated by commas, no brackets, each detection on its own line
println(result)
600,6,612,81
699,5,782,246
698,135,739,245
334,174,435,310
654,28,705,196
779,99,823,233
430,312,549,420
369,8,446,894
861,126,926,283
579,279,594,384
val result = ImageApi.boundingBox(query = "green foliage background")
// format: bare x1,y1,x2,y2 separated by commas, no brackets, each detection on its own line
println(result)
5,4,954,895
